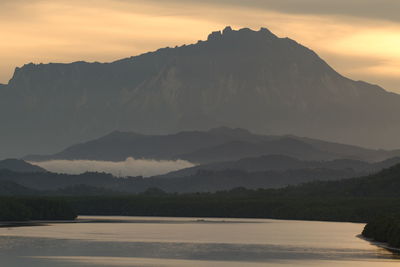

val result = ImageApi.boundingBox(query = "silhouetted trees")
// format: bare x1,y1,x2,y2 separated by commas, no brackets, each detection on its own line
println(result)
0,197,77,221
363,216,400,248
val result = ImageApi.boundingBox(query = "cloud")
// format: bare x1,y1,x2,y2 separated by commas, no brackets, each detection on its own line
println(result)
29,157,195,177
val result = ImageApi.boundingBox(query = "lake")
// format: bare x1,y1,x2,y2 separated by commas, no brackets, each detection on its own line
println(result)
0,216,399,266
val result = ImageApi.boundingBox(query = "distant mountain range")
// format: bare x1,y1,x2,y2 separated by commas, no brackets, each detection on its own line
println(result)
25,127,400,163
2,26,400,158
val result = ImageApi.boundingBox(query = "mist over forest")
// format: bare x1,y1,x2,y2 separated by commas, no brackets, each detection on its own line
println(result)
29,158,194,177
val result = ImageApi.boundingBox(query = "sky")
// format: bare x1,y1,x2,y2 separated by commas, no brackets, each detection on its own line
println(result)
1,0,400,93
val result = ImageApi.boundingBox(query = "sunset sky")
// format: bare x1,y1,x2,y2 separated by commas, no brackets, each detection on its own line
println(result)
1,0,400,93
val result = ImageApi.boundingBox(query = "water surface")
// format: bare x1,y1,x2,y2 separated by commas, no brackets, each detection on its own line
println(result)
0,216,398,266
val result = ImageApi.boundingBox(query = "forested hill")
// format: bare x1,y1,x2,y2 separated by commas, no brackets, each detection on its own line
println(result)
0,168,360,193
164,155,400,177
65,163,400,223
1,163,400,223
277,163,400,198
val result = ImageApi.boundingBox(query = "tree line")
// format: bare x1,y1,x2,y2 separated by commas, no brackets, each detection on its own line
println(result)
0,197,77,221
362,216,400,248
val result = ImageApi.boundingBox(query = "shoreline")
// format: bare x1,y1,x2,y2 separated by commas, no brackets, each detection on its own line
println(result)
0,222,47,228
357,234,400,253
0,219,77,228
0,215,366,228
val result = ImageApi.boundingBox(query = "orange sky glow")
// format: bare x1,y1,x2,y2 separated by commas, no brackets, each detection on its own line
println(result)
1,0,399,92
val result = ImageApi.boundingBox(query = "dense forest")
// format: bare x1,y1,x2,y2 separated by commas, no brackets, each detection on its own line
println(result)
65,192,399,223
362,216,400,249
0,197,77,221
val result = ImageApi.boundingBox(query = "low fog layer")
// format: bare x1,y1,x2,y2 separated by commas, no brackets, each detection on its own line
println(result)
29,158,195,177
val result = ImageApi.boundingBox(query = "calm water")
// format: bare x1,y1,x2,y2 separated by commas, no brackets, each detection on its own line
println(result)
0,216,399,266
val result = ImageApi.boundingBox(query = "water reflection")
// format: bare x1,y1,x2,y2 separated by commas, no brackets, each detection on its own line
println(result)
0,216,398,267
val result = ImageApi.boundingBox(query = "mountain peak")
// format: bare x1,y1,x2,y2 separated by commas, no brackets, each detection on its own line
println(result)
207,30,222,41
207,26,278,42
259,27,276,36
222,26,233,34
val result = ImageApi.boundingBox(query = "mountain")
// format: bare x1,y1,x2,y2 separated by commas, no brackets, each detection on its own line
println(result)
0,159,46,173
2,26,400,158
164,155,400,177
25,127,399,163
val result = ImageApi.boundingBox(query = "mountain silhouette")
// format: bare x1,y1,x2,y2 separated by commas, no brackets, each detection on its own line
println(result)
2,26,400,158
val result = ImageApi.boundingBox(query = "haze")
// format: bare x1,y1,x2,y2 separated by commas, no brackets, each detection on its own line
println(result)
1,0,399,92
29,158,195,177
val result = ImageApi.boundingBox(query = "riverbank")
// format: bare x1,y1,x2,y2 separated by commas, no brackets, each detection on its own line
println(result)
0,219,79,228
362,216,400,250
358,234,400,255
0,221,46,228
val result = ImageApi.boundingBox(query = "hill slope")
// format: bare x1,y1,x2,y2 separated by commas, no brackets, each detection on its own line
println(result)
0,159,46,173
164,155,400,177
0,168,360,193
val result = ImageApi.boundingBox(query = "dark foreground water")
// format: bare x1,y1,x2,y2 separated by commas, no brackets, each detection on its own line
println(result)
0,216,399,266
